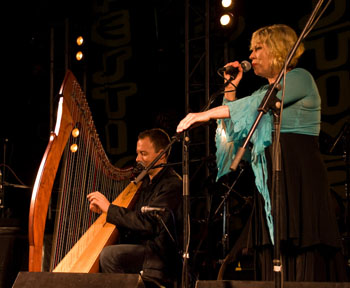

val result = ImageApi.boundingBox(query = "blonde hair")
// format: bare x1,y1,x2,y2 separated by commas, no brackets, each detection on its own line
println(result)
250,24,305,73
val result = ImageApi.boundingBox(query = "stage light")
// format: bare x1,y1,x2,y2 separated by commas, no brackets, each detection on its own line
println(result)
76,51,84,61
220,13,233,26
76,36,84,46
72,128,80,138
221,0,233,8
74,36,85,61
70,144,78,153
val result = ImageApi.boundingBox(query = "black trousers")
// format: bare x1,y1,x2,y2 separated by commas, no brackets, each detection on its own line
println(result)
99,244,146,274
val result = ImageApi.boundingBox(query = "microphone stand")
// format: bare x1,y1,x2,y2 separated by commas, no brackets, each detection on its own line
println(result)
132,129,195,288
0,139,8,218
132,132,191,287
179,75,239,288
228,1,329,287
213,168,245,219
329,120,350,262
201,75,237,113
153,155,215,169
151,210,177,245
182,130,190,288
230,0,330,170
213,168,245,261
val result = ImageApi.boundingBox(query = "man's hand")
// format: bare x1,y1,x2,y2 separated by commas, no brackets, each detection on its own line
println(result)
87,191,111,214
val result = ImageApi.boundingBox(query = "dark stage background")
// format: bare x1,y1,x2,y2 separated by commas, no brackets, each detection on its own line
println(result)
0,0,349,287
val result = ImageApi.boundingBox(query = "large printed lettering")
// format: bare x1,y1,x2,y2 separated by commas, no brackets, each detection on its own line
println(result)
91,10,131,47
92,82,137,119
91,7,136,163
302,0,349,197
93,47,132,84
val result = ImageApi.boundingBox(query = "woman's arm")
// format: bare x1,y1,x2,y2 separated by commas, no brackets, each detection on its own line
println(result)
176,105,230,133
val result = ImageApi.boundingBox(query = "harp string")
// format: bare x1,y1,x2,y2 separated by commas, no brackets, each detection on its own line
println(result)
28,71,136,272
49,80,132,271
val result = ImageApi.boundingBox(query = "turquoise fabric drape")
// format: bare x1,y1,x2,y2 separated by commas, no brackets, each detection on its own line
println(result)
215,92,274,243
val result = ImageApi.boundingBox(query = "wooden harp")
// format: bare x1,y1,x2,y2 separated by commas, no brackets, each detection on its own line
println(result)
28,70,140,273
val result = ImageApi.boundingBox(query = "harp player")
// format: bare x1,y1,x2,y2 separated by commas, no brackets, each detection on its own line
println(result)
87,128,183,287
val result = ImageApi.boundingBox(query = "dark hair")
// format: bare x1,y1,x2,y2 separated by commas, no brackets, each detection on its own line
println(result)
138,128,171,157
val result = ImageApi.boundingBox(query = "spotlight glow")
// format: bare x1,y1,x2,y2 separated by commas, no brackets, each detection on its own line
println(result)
220,14,232,26
70,144,78,153
72,128,80,138
222,0,233,8
76,51,83,61
76,36,84,46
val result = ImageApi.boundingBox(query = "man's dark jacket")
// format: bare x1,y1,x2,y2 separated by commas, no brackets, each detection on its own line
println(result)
106,166,183,282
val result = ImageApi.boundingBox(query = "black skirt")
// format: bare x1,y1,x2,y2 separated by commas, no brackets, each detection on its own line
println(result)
219,133,348,281
263,133,342,248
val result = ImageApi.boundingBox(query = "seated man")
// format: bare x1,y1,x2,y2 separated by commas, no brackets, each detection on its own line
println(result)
87,128,183,287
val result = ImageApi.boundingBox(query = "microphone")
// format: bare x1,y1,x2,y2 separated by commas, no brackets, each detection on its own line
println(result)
132,162,148,184
217,60,251,79
132,162,145,177
141,206,166,213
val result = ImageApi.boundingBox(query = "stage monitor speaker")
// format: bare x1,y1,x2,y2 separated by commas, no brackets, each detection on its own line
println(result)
0,226,28,288
13,272,145,288
195,280,349,288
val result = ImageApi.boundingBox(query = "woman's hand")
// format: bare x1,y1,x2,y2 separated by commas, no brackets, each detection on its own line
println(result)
223,61,243,101
87,191,111,214
224,61,243,85
176,112,211,133
176,106,231,133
